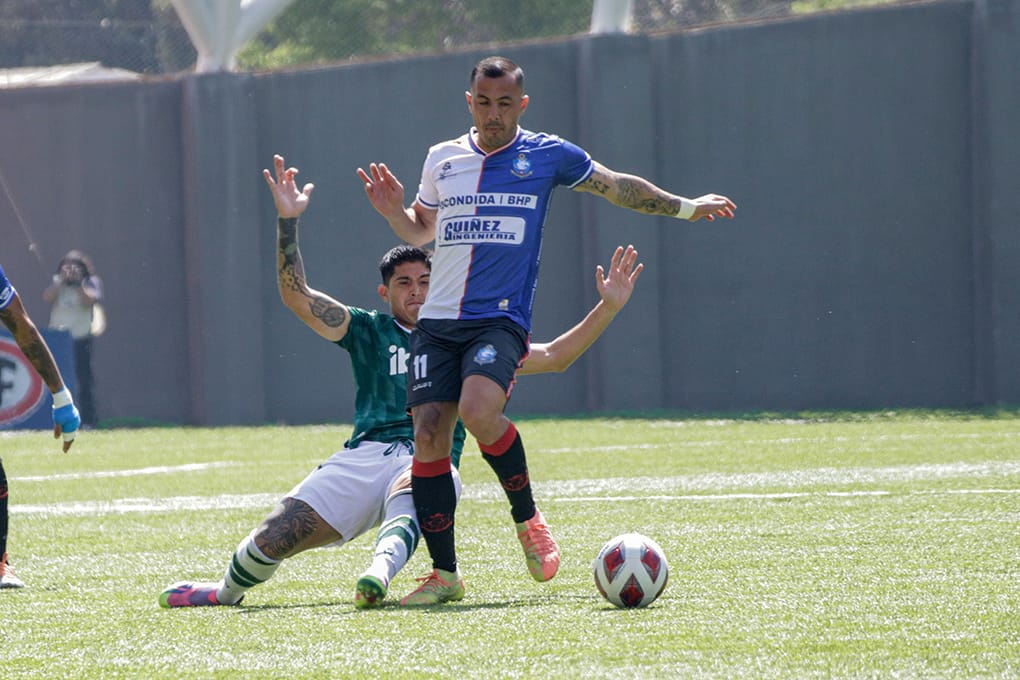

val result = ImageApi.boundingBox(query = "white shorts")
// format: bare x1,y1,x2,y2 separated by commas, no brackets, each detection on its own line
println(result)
285,439,461,547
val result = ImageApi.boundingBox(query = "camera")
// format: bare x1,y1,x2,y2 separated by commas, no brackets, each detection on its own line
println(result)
58,261,86,285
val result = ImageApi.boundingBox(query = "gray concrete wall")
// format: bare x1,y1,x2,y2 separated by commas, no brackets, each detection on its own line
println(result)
972,0,1020,405
0,80,192,424
0,0,1016,426
655,0,977,411
180,73,266,425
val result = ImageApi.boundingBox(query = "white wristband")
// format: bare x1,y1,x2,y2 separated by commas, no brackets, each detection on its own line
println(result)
674,198,696,220
52,387,73,408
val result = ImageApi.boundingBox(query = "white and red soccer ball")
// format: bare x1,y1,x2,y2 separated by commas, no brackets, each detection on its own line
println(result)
593,533,669,608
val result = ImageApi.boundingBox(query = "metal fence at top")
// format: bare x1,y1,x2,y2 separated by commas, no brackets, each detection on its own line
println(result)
0,0,906,78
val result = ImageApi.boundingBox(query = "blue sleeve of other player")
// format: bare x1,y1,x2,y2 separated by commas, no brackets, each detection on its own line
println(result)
0,264,17,310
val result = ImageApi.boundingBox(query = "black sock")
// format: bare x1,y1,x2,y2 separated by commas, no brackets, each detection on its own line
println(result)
411,458,458,573
480,422,536,524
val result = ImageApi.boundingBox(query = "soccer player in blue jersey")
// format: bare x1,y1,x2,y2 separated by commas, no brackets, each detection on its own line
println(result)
358,55,736,604
158,154,642,609
0,264,81,588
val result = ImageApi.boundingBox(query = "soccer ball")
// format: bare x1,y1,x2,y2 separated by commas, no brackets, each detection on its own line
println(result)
593,533,669,608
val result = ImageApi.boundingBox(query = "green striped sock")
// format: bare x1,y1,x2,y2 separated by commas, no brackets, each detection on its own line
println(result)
219,533,280,604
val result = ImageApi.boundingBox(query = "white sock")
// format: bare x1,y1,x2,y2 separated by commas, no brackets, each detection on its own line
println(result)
217,531,281,605
362,493,419,587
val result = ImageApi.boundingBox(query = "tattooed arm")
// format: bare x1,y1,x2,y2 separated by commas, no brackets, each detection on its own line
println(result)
0,295,68,393
0,292,80,451
264,154,351,343
574,160,736,222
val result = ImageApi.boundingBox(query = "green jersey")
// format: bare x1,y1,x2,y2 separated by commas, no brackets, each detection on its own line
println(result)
337,306,465,467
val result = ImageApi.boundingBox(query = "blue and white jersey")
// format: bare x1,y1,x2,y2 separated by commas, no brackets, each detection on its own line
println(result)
0,264,16,310
415,127,594,331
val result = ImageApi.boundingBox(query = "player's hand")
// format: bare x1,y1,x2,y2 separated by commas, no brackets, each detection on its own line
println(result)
52,402,81,453
596,245,643,313
356,162,407,220
689,194,737,222
263,154,314,219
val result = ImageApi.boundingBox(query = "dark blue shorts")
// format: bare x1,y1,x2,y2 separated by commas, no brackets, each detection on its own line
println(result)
406,317,530,408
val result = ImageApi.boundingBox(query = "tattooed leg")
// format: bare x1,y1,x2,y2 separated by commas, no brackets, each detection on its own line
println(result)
214,498,342,604
254,497,342,560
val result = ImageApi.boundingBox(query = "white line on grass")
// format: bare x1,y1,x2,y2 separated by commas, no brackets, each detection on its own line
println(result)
20,459,1013,490
11,459,1018,517
552,489,1020,502
11,488,1017,517
543,430,1020,453
532,460,1020,497
11,461,239,482
13,493,281,517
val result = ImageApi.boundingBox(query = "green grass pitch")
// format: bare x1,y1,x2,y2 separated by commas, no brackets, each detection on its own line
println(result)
0,411,1017,678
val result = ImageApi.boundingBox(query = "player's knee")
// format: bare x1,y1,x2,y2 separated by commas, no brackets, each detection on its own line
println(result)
463,409,510,446
413,420,453,458
458,379,505,438
459,404,503,441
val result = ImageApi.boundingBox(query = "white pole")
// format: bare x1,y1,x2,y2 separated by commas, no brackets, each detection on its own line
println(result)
169,0,297,72
590,0,634,34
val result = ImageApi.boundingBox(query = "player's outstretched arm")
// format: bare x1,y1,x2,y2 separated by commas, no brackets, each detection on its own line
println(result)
264,154,351,343
263,154,313,220
520,245,643,376
575,161,736,222
0,296,79,451
356,162,437,247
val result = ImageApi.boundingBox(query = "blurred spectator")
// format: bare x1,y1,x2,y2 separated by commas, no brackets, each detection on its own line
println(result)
43,250,103,427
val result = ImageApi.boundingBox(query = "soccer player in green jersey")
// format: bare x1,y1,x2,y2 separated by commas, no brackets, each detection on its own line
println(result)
159,154,642,609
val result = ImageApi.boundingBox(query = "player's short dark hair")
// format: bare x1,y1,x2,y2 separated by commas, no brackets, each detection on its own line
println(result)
378,245,430,285
470,56,524,90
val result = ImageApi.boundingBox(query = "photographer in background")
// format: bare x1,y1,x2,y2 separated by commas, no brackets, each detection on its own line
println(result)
43,250,103,427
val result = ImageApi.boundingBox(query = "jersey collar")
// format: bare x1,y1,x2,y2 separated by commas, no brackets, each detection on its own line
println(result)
468,126,522,156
